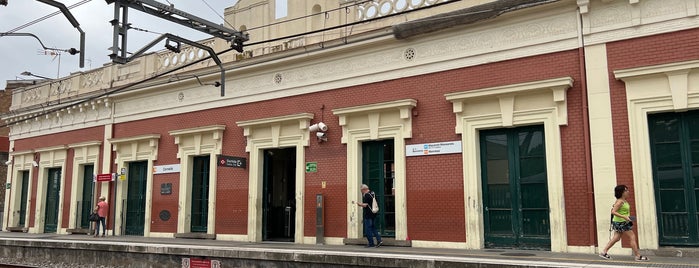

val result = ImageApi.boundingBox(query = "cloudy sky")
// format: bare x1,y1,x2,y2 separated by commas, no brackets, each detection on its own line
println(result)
0,0,245,85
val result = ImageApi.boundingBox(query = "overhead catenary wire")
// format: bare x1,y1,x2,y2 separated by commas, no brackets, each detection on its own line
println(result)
0,0,92,37
199,0,235,29
1,46,239,128
130,26,163,35
1,0,463,128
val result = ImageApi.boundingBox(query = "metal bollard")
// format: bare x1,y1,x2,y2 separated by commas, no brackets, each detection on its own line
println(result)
316,194,324,245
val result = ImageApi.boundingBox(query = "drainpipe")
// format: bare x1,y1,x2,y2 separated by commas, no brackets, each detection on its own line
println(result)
577,6,597,248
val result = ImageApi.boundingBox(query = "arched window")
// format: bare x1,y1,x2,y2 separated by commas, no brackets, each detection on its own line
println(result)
311,4,322,30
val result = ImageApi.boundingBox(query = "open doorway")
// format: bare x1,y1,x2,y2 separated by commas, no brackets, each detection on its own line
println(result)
262,147,296,242
362,139,396,237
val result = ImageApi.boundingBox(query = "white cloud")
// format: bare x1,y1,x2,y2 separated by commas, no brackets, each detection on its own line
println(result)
1,0,239,84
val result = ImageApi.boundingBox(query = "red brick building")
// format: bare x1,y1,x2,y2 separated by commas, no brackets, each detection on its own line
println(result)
2,0,698,254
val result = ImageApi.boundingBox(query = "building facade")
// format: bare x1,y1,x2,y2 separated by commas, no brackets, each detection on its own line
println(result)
2,0,699,253
0,82,15,226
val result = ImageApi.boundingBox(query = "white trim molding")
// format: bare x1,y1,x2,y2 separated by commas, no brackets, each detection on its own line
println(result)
32,145,68,234
614,59,699,250
236,113,313,243
583,44,622,252
67,141,101,230
108,134,160,237
4,149,34,231
169,125,225,236
332,99,417,241
446,77,572,252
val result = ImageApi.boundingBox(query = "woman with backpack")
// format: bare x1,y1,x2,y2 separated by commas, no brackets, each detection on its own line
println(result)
357,184,383,248
599,185,648,261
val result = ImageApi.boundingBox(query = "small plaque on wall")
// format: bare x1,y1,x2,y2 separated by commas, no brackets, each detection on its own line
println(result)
160,183,172,195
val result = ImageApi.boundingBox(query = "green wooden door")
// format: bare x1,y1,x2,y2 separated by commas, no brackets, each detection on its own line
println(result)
362,140,395,237
125,161,147,236
44,168,62,233
191,156,210,233
480,125,550,249
79,165,95,229
649,111,699,246
18,171,29,227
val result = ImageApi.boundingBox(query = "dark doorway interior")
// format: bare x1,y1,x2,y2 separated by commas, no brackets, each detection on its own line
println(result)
191,155,210,233
18,171,29,227
80,165,95,229
262,147,296,242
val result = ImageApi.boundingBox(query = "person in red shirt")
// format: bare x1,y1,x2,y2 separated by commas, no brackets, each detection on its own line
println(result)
94,197,108,237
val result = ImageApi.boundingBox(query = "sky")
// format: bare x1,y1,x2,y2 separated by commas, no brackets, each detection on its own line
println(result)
0,0,245,85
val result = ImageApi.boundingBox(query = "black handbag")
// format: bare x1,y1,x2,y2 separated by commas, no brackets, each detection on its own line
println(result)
89,213,99,222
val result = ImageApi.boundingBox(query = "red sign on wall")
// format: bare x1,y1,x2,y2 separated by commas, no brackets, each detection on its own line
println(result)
95,174,114,182
189,258,211,268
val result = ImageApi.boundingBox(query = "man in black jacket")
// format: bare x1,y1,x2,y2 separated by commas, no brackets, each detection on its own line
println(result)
356,184,383,248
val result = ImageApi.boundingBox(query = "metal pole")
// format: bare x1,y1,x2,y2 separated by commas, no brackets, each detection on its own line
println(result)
75,201,79,229
112,178,117,236
120,198,125,235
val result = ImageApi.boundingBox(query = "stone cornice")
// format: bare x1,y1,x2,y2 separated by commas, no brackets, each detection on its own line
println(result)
236,113,314,130
169,125,226,137
67,141,102,148
35,145,68,153
109,134,161,145
614,59,699,80
9,150,34,156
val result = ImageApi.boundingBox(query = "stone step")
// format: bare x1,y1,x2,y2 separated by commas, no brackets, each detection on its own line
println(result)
342,238,411,247
174,233,216,239
652,247,699,258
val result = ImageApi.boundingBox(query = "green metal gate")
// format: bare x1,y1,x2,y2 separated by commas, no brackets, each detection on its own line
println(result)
191,156,210,233
125,161,147,236
18,171,29,227
44,168,62,233
480,125,550,249
362,140,395,237
80,165,95,229
649,110,699,246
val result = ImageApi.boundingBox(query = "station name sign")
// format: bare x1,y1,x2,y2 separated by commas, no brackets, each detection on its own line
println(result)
153,164,181,174
406,141,462,157
217,155,246,168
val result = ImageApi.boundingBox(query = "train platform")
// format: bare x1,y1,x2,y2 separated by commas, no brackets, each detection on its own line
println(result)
0,232,697,268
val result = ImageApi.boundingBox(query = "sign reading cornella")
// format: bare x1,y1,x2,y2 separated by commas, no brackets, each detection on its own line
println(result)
406,141,462,157
153,164,181,174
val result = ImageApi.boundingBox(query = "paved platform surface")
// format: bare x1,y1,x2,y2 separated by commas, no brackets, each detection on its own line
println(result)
0,232,696,267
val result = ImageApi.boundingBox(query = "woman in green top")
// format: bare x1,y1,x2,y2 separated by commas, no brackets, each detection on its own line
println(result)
599,185,648,261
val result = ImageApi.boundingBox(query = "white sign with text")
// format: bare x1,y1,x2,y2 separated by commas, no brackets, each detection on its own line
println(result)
153,164,181,174
406,141,462,157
